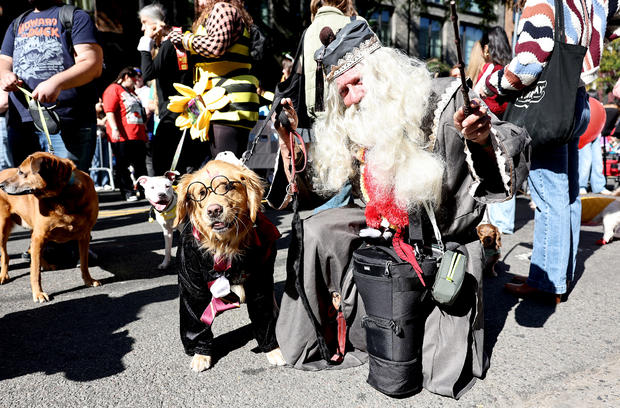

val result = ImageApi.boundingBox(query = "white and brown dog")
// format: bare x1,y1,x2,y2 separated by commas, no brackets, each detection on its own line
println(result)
137,171,179,269
581,189,620,245
174,153,285,371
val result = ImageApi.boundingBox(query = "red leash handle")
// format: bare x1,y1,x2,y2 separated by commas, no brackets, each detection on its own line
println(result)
392,228,426,287
287,130,308,194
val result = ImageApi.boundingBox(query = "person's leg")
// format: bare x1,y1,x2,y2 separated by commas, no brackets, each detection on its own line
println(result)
90,134,103,186
8,122,41,165
152,118,182,175
0,116,14,170
578,140,593,191
209,124,250,160
527,144,571,294
567,135,581,283
588,135,608,193
486,196,516,234
111,141,133,199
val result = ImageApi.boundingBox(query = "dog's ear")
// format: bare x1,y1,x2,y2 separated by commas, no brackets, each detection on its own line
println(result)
476,224,484,240
494,226,502,248
164,171,180,182
174,173,193,228
31,154,74,191
137,176,149,186
239,167,265,223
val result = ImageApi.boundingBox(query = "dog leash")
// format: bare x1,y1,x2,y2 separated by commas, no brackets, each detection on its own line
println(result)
169,128,187,172
17,86,55,155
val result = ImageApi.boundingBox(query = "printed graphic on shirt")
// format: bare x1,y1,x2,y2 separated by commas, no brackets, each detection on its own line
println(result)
121,91,145,125
13,18,64,82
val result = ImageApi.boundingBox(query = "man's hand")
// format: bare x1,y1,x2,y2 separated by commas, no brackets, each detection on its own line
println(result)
32,77,62,104
273,98,298,136
0,71,22,93
454,99,492,145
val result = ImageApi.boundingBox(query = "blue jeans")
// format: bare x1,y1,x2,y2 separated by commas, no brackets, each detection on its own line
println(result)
312,182,353,214
578,135,607,192
487,196,516,234
527,88,590,294
36,123,96,172
9,121,96,172
0,116,13,170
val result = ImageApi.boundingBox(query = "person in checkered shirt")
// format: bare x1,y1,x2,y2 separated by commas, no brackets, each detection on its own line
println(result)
169,0,259,162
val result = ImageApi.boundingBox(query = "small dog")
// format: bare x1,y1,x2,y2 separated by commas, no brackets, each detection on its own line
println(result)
0,152,100,302
174,153,285,371
137,171,179,269
581,190,620,245
476,223,501,277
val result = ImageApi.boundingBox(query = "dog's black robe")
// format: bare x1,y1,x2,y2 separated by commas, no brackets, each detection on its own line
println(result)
178,213,280,357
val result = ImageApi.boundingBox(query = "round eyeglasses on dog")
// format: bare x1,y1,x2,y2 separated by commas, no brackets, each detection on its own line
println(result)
186,175,241,202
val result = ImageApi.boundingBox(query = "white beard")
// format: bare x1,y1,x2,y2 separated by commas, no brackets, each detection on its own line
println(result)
311,48,445,211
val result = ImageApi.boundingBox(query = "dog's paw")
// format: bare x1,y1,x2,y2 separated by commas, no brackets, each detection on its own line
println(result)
359,228,382,238
266,348,286,366
83,278,101,287
190,354,212,372
0,273,9,285
230,284,246,303
157,261,169,270
32,291,50,303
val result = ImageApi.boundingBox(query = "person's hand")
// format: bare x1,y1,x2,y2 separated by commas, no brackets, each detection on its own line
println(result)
145,21,166,40
111,128,121,142
273,98,298,135
168,30,183,49
32,77,62,103
453,99,492,145
0,71,22,92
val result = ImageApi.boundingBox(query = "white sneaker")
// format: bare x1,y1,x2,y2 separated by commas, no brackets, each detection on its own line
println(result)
579,188,588,195
126,195,138,202
599,188,612,195
102,185,114,191
95,186,104,192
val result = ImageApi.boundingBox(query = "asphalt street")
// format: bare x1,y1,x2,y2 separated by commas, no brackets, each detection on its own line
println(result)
1,191,619,408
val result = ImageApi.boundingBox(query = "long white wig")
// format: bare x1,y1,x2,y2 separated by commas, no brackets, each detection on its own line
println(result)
311,47,445,210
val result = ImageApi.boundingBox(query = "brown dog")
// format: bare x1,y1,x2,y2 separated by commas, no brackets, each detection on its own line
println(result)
0,152,100,302
476,223,501,277
175,157,285,371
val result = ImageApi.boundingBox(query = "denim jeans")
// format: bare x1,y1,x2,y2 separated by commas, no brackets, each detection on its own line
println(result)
527,87,590,294
0,116,13,170
578,135,607,192
36,123,96,172
8,121,96,172
487,196,516,234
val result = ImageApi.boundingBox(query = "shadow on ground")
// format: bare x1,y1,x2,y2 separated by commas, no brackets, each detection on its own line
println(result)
0,284,177,382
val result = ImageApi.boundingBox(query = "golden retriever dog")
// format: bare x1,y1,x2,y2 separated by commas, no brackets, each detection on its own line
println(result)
476,223,501,277
174,155,285,371
0,152,99,302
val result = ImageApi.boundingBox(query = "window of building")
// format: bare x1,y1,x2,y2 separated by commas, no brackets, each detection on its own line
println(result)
460,24,483,64
419,16,442,60
368,6,394,47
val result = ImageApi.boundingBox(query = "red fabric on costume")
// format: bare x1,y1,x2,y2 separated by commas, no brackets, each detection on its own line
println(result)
362,162,408,229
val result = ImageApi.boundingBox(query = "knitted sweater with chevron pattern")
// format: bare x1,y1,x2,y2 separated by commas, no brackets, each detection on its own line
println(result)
482,0,620,97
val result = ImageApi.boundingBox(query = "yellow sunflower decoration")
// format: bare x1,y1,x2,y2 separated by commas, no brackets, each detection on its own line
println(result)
167,75,230,142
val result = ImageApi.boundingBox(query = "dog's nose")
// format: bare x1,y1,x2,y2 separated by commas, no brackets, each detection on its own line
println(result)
207,204,223,218
483,236,493,246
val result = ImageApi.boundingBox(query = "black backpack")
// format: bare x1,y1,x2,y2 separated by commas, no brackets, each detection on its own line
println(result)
14,5,77,56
